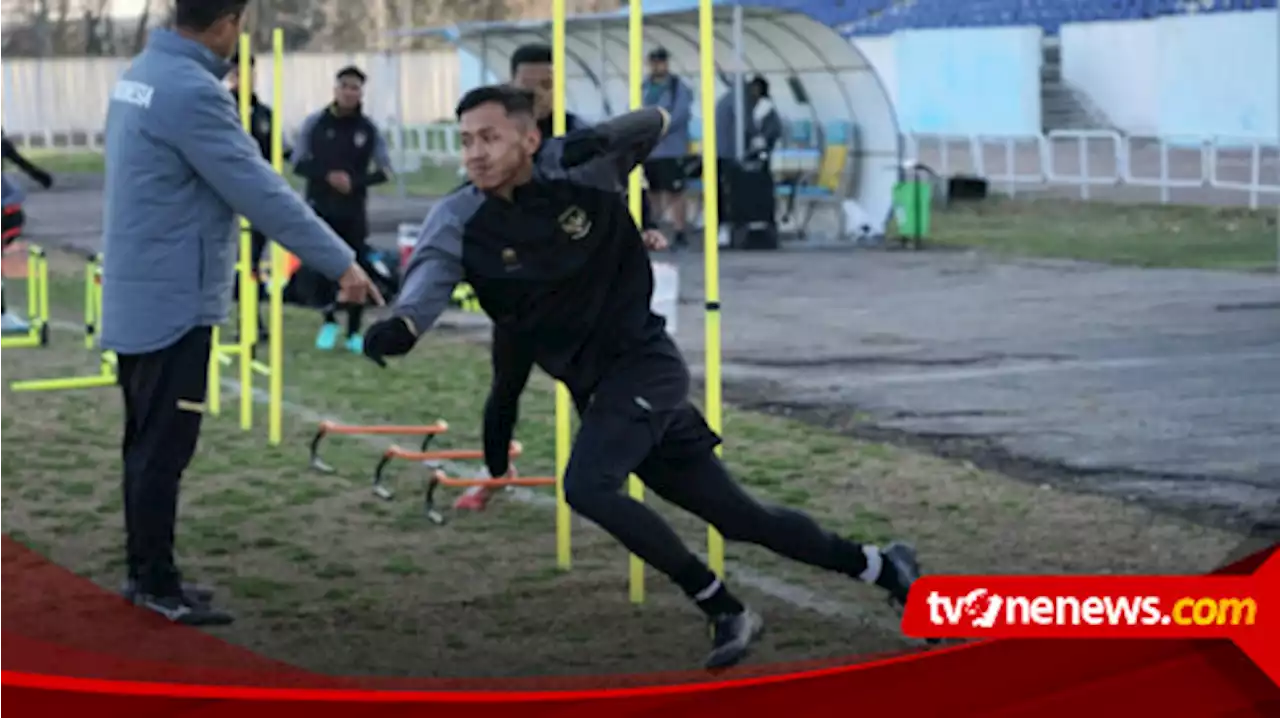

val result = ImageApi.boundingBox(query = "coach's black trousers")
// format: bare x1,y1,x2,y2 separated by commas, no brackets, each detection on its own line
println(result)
117,326,212,597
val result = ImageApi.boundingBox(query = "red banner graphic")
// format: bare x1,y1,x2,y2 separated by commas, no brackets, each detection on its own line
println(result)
3,537,1278,716
902,559,1280,687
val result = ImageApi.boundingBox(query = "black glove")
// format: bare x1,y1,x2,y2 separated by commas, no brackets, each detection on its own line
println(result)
362,316,417,367
559,127,610,169
32,169,52,189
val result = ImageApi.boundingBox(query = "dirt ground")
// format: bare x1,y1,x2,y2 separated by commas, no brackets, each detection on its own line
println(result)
0,257,1247,678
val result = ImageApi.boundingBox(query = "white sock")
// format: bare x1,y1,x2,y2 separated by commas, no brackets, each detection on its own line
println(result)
694,578,722,602
858,545,883,583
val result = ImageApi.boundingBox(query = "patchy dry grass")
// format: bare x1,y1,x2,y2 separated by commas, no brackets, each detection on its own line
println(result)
923,197,1277,271
0,252,1244,678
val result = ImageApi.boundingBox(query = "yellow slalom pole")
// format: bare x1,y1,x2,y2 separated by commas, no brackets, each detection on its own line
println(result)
29,250,41,326
82,255,95,349
208,324,221,414
552,0,573,573
38,249,50,338
626,0,646,605
698,0,725,578
237,34,255,430
268,27,286,446
91,259,102,343
33,246,47,345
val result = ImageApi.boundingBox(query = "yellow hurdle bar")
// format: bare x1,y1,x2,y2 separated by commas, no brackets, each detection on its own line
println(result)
268,27,286,445
698,0,726,577
0,244,49,349
9,353,117,391
552,0,574,574
626,0,646,605
9,256,116,392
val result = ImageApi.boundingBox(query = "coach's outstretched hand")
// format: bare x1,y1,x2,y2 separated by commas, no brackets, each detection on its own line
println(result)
362,317,417,367
559,127,609,169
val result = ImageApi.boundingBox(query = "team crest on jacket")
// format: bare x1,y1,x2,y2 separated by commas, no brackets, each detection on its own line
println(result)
558,206,591,240
354,131,367,148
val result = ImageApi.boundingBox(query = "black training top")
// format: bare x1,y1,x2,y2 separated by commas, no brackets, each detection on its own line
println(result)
536,111,658,230
232,90,292,164
394,108,671,473
479,108,654,475
292,103,392,217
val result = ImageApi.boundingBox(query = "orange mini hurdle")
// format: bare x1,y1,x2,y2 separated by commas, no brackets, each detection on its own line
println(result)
308,419,449,473
424,468,555,525
371,440,523,500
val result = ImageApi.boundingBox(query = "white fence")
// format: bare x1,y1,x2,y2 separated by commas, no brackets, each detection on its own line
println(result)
4,49,1276,209
903,131,1280,209
1,52,461,147
382,125,1280,209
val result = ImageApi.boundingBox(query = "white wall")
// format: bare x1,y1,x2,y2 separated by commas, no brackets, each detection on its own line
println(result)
1061,10,1278,141
1060,20,1160,136
1156,11,1278,141
851,35,898,113
891,25,1043,137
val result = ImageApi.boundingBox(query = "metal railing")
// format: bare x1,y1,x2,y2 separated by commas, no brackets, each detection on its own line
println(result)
13,122,1278,210
903,131,1279,209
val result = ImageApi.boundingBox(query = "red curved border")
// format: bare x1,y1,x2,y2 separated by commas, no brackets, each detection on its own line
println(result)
4,539,1278,716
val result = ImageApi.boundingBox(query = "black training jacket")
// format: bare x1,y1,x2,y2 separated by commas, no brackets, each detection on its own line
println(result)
394,108,671,432
292,103,392,217
231,90,292,164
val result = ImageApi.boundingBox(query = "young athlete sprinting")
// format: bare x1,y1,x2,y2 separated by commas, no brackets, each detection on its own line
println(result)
362,85,923,670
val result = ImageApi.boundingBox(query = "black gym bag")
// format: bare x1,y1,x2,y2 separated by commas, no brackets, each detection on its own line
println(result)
722,156,779,250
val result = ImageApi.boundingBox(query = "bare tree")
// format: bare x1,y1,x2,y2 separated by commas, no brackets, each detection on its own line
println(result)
131,0,154,56
82,0,113,55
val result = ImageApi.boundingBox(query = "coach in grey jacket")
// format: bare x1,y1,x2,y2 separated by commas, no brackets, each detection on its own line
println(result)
100,0,381,626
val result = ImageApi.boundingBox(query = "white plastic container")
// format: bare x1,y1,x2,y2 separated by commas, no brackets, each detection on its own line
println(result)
397,223,418,268
651,260,680,336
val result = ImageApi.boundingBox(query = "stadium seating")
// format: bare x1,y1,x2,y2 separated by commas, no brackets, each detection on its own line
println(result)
815,0,1274,36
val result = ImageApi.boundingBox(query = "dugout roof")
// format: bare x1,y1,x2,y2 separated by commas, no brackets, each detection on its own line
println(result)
396,2,902,234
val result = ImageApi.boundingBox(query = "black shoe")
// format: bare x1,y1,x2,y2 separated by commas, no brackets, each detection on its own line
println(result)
704,608,765,671
121,578,215,605
875,542,941,644
877,542,921,611
134,592,234,626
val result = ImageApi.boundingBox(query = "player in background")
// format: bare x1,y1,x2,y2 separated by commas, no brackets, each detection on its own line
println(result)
293,65,395,353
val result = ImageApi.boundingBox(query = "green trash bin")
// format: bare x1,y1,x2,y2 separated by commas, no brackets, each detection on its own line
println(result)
892,172,933,249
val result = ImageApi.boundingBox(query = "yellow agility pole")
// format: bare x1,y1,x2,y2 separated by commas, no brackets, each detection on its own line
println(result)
552,0,574,573
626,0,646,605
209,34,255,420
698,0,726,578
237,33,256,430
83,254,97,349
268,27,286,446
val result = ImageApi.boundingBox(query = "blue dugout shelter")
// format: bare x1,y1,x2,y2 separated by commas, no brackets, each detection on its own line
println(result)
397,1,902,239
